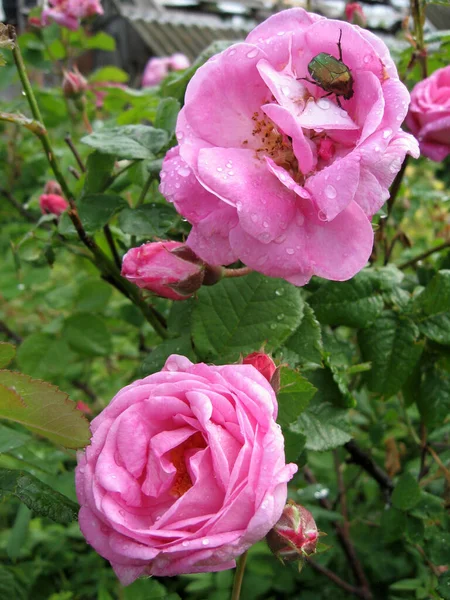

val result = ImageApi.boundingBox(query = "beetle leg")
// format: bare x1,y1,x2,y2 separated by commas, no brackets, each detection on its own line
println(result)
337,29,343,62
335,95,343,109
298,77,322,88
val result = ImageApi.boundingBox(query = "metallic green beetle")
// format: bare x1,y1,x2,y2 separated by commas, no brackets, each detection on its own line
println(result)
301,30,354,108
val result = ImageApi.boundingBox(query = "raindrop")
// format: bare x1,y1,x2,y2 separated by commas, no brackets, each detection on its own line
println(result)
177,132,184,140
275,288,284,296
258,232,271,243
228,49,236,56
317,98,331,110
270,323,277,330
17,283,25,291
160,172,166,180
174,183,180,189
250,213,258,223
318,210,327,221
246,49,259,59
296,212,305,226
277,313,285,320
261,500,268,509
228,171,234,176
324,184,337,199
119,509,125,517
383,128,392,139
389,158,401,174
286,248,295,255
178,167,190,177
226,162,233,168
277,31,285,36
202,538,210,546
217,167,223,172
363,55,371,64
182,541,190,547
263,220,269,228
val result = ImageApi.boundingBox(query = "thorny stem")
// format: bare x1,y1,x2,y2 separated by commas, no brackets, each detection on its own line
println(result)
344,440,394,502
399,240,450,270
8,26,168,338
230,551,248,600
410,0,428,79
65,134,86,172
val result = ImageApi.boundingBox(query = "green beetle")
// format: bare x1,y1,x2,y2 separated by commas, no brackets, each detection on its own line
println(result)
301,30,354,108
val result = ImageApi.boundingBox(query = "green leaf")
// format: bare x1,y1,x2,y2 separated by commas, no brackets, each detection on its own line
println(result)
358,311,424,397
63,313,112,357
89,66,129,84
0,370,90,448
306,363,353,409
154,97,181,135
392,472,421,511
0,343,15,368
0,468,78,523
118,203,178,237
16,333,74,379
81,125,168,160
282,428,306,464
411,270,450,346
192,273,304,361
429,532,450,566
7,504,31,561
437,573,450,600
381,507,407,542
284,303,323,365
76,280,113,312
276,368,317,427
78,194,127,232
0,424,31,454
141,335,196,376
417,361,450,427
291,397,352,451
308,268,394,328
84,32,115,51
0,565,27,600
82,152,116,196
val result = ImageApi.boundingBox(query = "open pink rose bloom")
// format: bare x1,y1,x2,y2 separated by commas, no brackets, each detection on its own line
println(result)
160,8,419,285
42,0,103,31
76,355,297,584
406,65,450,162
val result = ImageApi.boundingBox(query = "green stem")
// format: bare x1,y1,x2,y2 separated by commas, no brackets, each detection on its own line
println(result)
231,551,248,600
8,26,168,339
410,0,427,78
399,240,450,270
136,174,153,207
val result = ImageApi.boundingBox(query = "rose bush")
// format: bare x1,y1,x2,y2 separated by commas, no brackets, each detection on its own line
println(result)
406,65,450,162
75,355,297,585
159,8,419,286
42,0,103,31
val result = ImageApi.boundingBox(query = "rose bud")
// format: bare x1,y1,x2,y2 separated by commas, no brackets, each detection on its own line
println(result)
266,501,319,563
406,65,450,162
76,401,93,416
28,16,43,29
44,180,62,196
121,241,206,301
243,352,276,382
344,3,367,27
39,193,69,216
62,67,88,99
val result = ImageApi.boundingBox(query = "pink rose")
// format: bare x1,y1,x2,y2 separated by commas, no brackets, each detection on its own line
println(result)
406,66,450,162
75,355,297,584
243,352,276,382
42,0,103,31
142,53,190,88
39,193,69,216
121,241,206,301
159,9,419,286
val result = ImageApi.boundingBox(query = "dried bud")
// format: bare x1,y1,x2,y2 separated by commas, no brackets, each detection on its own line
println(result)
44,180,62,195
62,67,88,99
266,501,318,563
243,352,276,382
39,193,69,216
121,241,206,301
345,3,367,27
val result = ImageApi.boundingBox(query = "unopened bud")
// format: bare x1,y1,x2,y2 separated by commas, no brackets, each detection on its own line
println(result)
62,67,88,99
44,180,62,196
39,193,69,216
345,3,367,27
267,501,319,563
243,352,276,382
121,241,206,301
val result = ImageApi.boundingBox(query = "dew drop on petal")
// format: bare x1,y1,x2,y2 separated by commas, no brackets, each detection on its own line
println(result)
318,210,327,221
363,55,371,64
217,167,223,172
277,31,285,36
182,541,189,547
296,212,305,226
286,248,295,255
324,184,337,199
178,167,190,177
202,538,210,546
317,98,331,110
251,213,258,223
383,128,393,139
246,49,259,59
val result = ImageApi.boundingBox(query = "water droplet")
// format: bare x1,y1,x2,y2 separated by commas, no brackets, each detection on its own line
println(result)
236,201,243,212
324,184,337,199
177,131,184,140
202,538,210,546
160,171,166,180
317,98,331,110
17,283,25,291
374,145,380,152
251,213,258,223
270,323,277,330
279,173,286,181
281,85,291,97
339,108,348,118
389,158,401,174
274,233,287,244
275,288,284,296
228,49,236,56
182,541,190,547
246,48,259,59
217,167,223,172
296,212,305,226
226,162,233,168
262,220,269,228
286,248,295,255
174,182,180,189
277,313,285,320
156,515,161,521
277,31,285,36
178,167,190,177
318,210,327,221
228,171,234,176
383,128,392,139
363,55,371,64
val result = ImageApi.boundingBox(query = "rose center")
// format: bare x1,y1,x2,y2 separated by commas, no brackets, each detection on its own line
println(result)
170,431,206,498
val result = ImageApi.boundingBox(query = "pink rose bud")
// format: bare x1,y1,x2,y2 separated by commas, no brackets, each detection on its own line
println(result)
169,53,190,71
243,352,276,382
121,241,206,301
266,501,319,562
44,180,62,196
76,401,93,415
28,16,43,29
406,65,450,162
142,53,190,87
345,3,367,27
39,193,69,216
75,354,297,584
62,67,88,98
